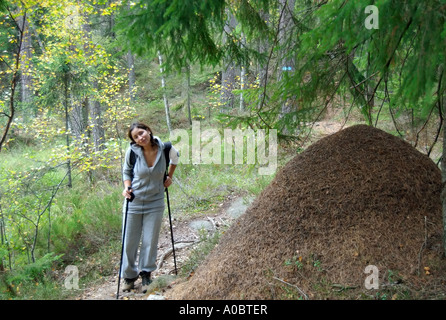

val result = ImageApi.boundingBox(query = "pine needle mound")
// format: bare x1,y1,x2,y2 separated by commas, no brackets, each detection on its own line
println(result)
169,124,444,299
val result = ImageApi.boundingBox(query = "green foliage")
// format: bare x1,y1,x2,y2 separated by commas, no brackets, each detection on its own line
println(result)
180,228,223,278
49,182,122,260
6,253,62,285
0,160,123,299
0,252,63,300
116,0,223,71
296,0,446,124
116,0,272,72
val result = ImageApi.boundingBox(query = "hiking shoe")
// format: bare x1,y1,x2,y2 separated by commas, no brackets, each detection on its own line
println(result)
140,272,152,293
122,277,137,292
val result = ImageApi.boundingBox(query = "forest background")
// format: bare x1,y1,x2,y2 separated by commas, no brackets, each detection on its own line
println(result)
0,0,445,300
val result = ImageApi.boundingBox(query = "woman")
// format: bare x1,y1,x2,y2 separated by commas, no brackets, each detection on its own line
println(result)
121,121,179,293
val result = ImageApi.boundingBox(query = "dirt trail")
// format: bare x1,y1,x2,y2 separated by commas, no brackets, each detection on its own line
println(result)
73,194,253,300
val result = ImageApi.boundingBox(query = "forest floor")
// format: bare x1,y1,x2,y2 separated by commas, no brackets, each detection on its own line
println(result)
71,193,254,300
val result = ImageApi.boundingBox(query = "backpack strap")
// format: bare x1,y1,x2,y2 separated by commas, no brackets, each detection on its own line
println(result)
163,141,172,184
130,149,136,167
128,147,137,181
163,141,172,171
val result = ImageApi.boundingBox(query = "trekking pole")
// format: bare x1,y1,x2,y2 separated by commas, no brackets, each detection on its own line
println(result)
116,187,134,300
165,176,178,275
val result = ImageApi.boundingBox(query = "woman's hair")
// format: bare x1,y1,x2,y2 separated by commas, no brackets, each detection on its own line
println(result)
128,121,156,147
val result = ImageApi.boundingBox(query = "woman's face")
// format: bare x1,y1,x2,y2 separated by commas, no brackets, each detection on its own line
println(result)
131,127,151,147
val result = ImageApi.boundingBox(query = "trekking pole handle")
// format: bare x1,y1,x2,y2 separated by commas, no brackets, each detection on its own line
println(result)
127,186,135,202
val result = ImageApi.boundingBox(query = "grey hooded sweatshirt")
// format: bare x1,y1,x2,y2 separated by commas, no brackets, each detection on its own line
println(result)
122,136,179,215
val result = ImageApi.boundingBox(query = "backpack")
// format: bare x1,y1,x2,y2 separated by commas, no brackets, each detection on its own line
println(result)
129,141,172,178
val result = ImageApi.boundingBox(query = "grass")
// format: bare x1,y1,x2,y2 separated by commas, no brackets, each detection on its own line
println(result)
168,162,275,216
179,227,224,278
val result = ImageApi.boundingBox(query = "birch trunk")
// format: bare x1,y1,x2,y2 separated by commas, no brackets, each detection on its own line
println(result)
240,32,247,112
88,81,105,152
183,63,192,126
278,0,296,119
257,9,270,110
128,50,136,101
63,73,72,188
18,14,33,114
220,10,238,112
158,51,172,133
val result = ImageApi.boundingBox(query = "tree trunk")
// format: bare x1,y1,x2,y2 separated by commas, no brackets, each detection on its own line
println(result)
240,32,247,112
128,50,136,101
158,51,172,133
366,50,375,116
220,9,238,112
81,12,105,153
257,9,270,110
18,14,33,115
125,0,136,101
0,201,6,271
240,65,246,112
221,63,237,112
63,73,72,188
88,81,105,152
442,96,446,257
278,0,296,119
69,96,87,141
0,8,25,152
183,63,192,126
346,51,373,125
105,0,115,38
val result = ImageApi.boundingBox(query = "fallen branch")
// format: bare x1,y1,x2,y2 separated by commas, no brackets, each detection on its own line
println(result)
207,217,216,230
156,241,197,271
273,276,309,300
218,217,230,227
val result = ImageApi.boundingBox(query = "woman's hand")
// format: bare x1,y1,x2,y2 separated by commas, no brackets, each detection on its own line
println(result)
123,187,134,199
164,176,173,188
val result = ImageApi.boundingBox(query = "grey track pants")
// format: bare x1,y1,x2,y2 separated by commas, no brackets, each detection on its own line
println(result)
121,209,164,279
